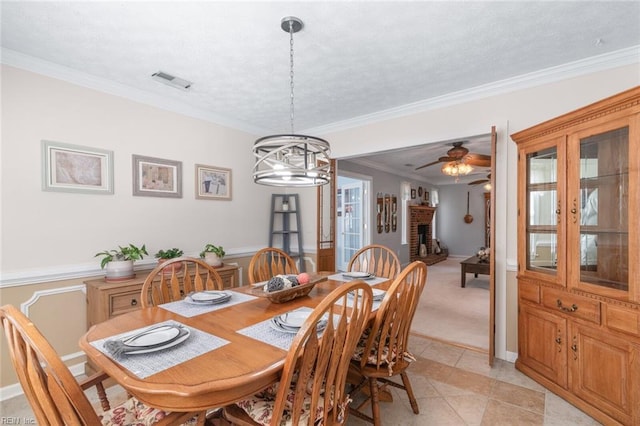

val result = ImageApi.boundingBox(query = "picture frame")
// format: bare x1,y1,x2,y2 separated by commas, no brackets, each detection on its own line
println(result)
132,154,182,198
411,189,416,199
41,140,114,194
195,164,232,200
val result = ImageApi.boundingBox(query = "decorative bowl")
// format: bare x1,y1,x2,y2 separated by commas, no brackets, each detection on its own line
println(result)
252,275,327,303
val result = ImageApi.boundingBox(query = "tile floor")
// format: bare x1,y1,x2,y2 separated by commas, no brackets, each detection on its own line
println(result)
1,334,602,425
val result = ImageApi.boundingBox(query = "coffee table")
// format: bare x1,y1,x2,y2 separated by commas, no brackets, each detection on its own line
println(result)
460,255,489,287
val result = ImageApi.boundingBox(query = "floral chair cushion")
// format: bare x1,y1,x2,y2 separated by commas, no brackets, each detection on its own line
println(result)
99,396,197,426
236,381,335,426
352,328,415,375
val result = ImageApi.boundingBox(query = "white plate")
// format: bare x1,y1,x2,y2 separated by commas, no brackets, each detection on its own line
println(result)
124,325,181,347
269,318,299,334
191,291,229,302
342,272,374,279
124,328,191,355
278,310,312,328
348,288,385,301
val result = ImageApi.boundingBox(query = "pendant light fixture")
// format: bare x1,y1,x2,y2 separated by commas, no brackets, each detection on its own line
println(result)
252,16,331,187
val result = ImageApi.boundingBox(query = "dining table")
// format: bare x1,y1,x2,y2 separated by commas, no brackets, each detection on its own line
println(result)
79,271,391,413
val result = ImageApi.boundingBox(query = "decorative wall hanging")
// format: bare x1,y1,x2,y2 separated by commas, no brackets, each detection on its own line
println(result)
42,140,113,194
132,154,182,198
195,164,232,200
376,194,383,233
384,194,391,233
391,195,397,232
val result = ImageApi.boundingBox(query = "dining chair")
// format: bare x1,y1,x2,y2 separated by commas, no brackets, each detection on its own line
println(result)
347,244,401,279
247,247,299,284
221,280,374,425
0,304,207,425
141,256,224,307
348,260,428,426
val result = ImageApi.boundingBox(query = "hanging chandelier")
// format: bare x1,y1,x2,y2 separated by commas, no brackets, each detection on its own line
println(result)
252,17,331,187
441,161,473,181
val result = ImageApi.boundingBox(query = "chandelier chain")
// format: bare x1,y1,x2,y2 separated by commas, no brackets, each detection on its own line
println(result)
289,20,295,134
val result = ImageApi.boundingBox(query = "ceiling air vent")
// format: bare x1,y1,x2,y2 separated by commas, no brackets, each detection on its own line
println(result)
151,71,192,91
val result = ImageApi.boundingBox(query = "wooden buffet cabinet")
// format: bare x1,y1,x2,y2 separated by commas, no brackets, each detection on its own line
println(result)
512,87,640,425
84,264,239,373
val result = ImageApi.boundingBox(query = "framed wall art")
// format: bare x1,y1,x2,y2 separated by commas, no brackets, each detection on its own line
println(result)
132,154,182,198
195,164,232,200
41,140,114,194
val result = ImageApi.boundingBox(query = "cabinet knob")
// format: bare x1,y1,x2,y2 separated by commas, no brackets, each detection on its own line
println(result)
555,209,561,214
131,299,138,306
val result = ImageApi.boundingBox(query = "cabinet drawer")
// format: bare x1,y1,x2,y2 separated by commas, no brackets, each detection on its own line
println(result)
519,281,540,304
110,290,142,317
604,304,640,337
542,288,601,324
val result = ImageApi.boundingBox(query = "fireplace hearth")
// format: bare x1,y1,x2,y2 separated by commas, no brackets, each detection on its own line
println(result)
409,205,447,265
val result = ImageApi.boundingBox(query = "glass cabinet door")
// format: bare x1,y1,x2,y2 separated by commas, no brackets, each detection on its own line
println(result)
520,138,565,285
568,123,630,296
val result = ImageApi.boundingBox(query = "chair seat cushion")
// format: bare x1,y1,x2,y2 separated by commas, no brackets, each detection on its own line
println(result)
352,328,416,375
235,382,331,426
99,396,196,425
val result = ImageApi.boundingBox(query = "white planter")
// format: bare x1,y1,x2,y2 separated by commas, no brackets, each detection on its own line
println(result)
204,252,223,267
105,260,135,281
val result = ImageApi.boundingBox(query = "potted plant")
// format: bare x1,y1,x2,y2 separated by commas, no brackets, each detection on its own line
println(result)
200,244,225,267
95,243,148,282
155,248,184,274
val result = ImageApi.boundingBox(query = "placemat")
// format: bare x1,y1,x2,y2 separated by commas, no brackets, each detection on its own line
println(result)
237,307,314,351
159,291,258,317
91,320,229,378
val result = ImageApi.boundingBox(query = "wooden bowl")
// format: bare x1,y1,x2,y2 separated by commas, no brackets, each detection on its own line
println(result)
251,275,327,303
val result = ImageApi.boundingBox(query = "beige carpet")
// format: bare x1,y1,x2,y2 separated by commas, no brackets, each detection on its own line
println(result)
411,257,490,351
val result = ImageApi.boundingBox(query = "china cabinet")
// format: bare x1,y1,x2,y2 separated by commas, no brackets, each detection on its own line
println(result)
512,86,640,425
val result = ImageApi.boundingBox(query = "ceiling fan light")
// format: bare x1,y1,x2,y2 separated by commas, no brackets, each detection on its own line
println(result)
441,161,473,177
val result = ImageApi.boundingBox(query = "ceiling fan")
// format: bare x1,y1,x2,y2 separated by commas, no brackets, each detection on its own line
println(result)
415,141,491,170
468,173,491,186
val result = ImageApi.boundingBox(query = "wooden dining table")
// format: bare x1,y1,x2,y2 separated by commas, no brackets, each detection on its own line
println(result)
79,273,390,413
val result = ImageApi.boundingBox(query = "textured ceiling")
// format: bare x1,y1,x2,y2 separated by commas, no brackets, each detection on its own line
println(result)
2,1,639,184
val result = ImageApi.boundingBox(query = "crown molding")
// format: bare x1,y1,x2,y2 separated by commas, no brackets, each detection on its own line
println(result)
0,48,265,135
306,45,640,135
3,46,638,138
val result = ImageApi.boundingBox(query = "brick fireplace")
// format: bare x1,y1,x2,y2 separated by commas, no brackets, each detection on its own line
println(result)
409,205,446,265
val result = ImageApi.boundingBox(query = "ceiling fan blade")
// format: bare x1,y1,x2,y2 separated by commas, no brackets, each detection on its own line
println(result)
464,154,492,167
468,179,489,186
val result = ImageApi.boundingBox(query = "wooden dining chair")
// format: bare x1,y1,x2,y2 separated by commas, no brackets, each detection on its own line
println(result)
221,281,374,425
141,256,224,307
348,260,428,426
247,247,299,284
347,244,401,279
0,304,207,425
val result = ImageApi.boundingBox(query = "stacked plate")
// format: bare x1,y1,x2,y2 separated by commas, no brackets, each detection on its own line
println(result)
269,310,327,334
348,288,386,301
104,324,191,356
185,290,231,305
342,271,375,280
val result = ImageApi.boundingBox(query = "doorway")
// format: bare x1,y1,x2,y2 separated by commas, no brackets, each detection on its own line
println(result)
336,174,371,271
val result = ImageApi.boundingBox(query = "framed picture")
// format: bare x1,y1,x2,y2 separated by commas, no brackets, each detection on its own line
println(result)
411,189,416,199
41,140,114,194
132,154,182,198
195,164,232,200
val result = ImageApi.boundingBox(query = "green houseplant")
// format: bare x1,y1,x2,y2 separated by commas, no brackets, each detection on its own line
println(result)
155,247,184,274
200,244,225,267
94,243,148,281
